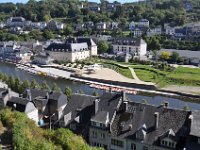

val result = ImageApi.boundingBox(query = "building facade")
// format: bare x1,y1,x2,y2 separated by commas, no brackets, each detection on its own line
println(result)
112,38,147,57
46,38,97,62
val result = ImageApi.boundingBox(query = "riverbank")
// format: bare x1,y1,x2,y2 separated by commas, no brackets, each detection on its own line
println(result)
3,60,200,101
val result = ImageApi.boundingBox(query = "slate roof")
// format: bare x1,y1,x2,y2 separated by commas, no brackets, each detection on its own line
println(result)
46,41,88,52
63,93,97,125
49,91,67,108
27,89,49,108
6,97,35,113
91,92,122,123
190,110,200,137
111,101,190,145
112,38,146,46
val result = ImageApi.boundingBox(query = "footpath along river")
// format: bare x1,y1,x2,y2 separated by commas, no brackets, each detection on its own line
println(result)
1,61,200,110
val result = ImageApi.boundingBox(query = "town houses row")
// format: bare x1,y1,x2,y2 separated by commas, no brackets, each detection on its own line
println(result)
0,84,199,150
1,16,200,40
0,37,147,64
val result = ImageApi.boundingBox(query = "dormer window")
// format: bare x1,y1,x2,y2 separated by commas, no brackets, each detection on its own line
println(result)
136,124,147,140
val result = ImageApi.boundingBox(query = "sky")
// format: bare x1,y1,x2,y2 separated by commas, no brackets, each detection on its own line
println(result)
0,0,138,4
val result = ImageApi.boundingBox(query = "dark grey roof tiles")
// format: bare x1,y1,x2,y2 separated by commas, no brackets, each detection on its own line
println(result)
63,93,97,125
6,97,35,113
93,92,122,123
190,110,200,137
111,101,190,145
49,91,67,108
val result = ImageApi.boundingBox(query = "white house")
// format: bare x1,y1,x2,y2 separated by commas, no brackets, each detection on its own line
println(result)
147,27,162,36
138,19,149,28
96,22,107,30
112,38,147,57
6,97,39,124
46,38,97,62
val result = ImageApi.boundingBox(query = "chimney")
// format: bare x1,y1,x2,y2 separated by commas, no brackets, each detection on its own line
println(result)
124,101,128,112
164,102,169,108
26,89,31,101
122,90,126,101
106,112,109,125
154,112,159,129
94,98,100,114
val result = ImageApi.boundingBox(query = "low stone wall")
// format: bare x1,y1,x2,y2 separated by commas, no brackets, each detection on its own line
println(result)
71,75,157,90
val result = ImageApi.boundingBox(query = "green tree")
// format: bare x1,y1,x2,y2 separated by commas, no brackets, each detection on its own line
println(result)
161,51,170,60
7,75,15,90
2,74,8,82
92,91,99,96
43,30,54,40
170,51,179,62
183,106,190,111
30,79,39,89
97,41,109,54
14,77,21,93
19,80,30,93
64,86,72,101
142,99,148,104
52,83,61,93
40,81,50,90
0,72,3,80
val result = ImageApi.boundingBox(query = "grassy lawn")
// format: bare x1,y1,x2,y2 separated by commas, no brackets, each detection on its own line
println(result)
133,65,200,87
103,62,133,79
132,65,167,83
162,67,200,87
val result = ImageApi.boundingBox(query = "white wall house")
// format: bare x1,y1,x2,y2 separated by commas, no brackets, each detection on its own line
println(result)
138,19,149,28
46,38,97,62
112,38,147,57
147,27,162,36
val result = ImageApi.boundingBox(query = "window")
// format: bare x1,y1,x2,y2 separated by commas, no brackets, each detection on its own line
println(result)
143,146,148,150
92,131,97,138
131,143,136,150
111,139,124,148
100,133,105,139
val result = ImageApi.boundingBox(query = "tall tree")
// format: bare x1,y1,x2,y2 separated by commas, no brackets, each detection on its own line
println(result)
52,83,61,93
40,81,50,90
64,86,72,101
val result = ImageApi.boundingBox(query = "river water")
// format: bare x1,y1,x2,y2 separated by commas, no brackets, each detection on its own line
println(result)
1,61,200,110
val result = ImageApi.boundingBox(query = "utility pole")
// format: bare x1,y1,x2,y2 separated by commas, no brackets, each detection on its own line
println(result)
49,113,55,131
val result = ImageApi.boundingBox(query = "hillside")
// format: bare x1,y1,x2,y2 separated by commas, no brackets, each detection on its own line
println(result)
0,108,102,150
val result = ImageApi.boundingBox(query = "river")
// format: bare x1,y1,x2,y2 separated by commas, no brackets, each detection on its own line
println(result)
0,61,200,110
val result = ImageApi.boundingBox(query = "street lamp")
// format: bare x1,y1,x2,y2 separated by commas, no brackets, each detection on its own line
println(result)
49,113,55,131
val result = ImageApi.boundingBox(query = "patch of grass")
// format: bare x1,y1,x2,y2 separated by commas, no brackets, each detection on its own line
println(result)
163,67,200,87
133,65,167,83
103,62,133,79
133,65,200,87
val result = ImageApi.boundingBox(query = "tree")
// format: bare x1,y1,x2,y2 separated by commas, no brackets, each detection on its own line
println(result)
2,74,8,82
40,81,50,90
30,79,39,89
142,99,148,104
7,75,15,90
52,83,61,93
160,51,170,60
14,77,21,93
19,80,30,93
97,41,109,54
43,30,54,40
170,51,179,62
183,106,190,111
148,37,161,50
92,91,99,96
64,86,72,101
